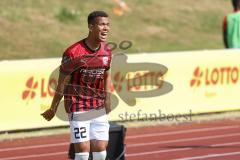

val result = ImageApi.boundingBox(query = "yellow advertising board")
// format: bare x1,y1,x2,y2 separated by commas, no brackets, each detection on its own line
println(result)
0,58,68,131
1,49,240,131
108,49,240,121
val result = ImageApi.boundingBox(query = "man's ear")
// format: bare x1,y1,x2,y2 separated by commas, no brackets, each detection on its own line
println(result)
88,24,93,32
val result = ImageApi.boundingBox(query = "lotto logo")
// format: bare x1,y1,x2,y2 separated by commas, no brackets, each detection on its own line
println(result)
22,77,38,100
190,66,239,87
22,76,57,103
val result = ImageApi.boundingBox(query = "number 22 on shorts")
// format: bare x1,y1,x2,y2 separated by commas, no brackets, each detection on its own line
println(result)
74,127,87,139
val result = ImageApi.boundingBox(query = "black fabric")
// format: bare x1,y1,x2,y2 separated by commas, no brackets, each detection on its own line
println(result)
68,143,75,159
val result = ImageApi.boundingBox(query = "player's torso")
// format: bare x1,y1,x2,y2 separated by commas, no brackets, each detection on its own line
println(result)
64,40,111,112
227,12,240,48
69,40,111,85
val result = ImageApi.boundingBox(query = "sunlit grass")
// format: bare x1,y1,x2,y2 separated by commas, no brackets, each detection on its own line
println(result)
0,0,232,60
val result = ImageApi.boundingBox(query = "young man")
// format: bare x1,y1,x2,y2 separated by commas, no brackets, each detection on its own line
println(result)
41,11,111,160
223,0,240,48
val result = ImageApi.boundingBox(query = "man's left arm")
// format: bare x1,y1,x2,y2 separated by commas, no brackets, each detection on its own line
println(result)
223,16,228,48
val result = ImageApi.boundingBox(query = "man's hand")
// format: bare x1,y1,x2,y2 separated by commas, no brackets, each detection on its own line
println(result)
41,108,56,121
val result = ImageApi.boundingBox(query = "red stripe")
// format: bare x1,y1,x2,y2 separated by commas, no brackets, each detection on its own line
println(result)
77,71,82,112
93,80,98,109
71,70,79,112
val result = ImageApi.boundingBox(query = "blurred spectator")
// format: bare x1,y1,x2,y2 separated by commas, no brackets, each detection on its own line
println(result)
112,0,130,16
223,0,240,48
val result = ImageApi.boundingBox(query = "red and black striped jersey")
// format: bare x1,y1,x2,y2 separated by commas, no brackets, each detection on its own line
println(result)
60,39,112,112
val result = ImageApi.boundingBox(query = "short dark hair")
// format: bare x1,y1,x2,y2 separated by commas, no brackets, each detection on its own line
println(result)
232,0,240,10
88,11,108,25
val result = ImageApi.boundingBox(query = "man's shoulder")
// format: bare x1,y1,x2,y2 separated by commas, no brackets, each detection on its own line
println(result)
227,12,240,19
100,41,112,56
64,39,85,56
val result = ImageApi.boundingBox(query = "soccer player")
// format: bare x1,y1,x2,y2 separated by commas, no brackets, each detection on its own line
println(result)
41,11,111,160
223,0,240,48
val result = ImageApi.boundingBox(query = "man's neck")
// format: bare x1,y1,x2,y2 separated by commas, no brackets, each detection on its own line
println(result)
85,36,100,51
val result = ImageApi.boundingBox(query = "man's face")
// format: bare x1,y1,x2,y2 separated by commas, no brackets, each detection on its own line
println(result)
90,17,110,42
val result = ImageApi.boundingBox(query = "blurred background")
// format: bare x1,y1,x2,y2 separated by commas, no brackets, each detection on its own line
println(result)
0,0,231,59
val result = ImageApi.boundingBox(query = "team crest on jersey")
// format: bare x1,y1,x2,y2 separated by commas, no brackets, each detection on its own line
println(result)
102,57,108,65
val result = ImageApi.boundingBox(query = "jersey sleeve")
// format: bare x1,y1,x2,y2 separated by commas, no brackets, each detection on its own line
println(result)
59,51,74,75
106,51,112,71
104,43,112,71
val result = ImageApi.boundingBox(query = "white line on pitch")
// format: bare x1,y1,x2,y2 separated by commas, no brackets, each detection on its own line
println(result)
0,142,68,152
126,148,191,157
127,125,240,139
1,125,239,152
0,151,66,160
212,141,240,147
126,141,240,157
127,132,240,147
175,151,240,160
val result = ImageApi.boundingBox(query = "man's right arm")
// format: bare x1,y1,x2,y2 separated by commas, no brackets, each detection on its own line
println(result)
223,16,228,48
41,72,70,121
